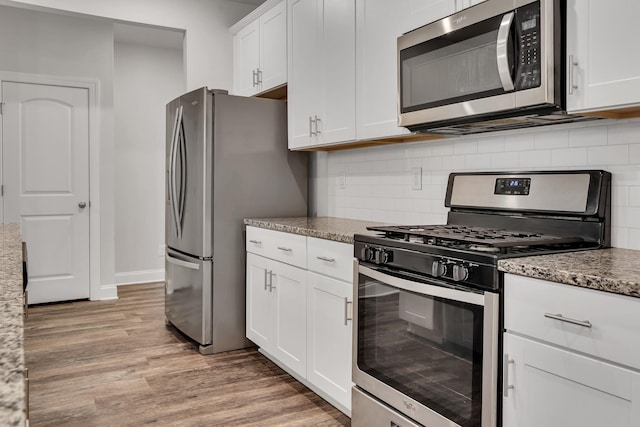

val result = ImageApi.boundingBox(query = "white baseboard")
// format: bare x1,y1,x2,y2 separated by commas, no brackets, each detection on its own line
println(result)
115,269,165,286
93,283,118,300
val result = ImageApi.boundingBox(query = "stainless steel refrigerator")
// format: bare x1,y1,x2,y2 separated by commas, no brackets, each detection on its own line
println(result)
165,87,307,354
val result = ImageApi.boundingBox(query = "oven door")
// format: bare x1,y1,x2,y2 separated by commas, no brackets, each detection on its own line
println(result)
352,262,499,427
398,0,556,128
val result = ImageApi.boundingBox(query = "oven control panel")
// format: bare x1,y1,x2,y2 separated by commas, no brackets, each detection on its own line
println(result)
356,242,498,291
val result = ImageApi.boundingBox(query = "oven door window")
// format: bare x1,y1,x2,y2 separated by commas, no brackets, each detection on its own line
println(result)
400,14,514,113
357,274,484,427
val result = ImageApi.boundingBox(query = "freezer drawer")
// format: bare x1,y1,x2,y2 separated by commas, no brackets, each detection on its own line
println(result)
165,248,212,345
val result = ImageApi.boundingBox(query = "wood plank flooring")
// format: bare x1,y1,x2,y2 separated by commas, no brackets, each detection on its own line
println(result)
24,282,350,426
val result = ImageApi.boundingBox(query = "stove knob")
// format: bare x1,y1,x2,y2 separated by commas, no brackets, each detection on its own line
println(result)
431,260,447,278
361,247,372,261
374,249,392,265
452,264,470,282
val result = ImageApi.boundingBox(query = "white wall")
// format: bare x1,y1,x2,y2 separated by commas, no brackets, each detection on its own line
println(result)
0,0,255,297
324,119,640,250
0,4,116,297
2,0,255,91
113,40,184,285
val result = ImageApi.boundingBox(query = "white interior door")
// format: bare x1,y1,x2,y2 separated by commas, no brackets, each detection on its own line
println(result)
2,81,90,304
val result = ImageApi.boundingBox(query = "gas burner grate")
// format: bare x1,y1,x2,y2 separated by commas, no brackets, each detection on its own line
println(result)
367,224,585,251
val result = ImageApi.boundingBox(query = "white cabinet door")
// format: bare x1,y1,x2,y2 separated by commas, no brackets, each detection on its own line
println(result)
307,272,353,412
246,253,272,349
503,333,640,427
288,0,321,149
234,20,261,97
318,0,356,145
566,0,640,113
355,0,454,140
271,260,308,378
260,0,287,92
454,0,486,11
288,0,356,149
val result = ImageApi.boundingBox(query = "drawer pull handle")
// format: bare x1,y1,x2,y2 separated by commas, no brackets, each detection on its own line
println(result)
344,298,353,325
316,256,335,263
277,246,293,252
249,240,262,245
544,313,592,328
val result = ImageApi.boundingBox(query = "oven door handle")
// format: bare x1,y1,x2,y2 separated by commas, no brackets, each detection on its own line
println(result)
496,11,515,92
358,265,486,306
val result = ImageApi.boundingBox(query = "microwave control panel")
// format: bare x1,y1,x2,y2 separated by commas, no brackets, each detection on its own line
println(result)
515,1,541,90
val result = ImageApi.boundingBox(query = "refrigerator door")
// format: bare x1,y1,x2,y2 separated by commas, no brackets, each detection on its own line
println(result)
165,87,212,257
165,248,212,345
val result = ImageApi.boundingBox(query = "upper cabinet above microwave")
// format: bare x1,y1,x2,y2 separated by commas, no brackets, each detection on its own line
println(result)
356,0,455,141
231,0,287,97
566,0,640,117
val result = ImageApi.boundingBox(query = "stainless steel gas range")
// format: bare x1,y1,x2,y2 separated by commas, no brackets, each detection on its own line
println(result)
351,170,611,427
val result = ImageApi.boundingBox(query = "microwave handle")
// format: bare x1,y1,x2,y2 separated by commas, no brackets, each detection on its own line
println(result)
496,11,515,91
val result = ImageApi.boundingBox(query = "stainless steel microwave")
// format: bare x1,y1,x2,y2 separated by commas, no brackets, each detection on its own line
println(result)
397,0,588,135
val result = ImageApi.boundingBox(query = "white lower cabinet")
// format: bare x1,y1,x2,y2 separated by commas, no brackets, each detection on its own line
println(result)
246,252,307,378
246,227,354,415
503,274,640,427
307,271,353,412
503,333,640,427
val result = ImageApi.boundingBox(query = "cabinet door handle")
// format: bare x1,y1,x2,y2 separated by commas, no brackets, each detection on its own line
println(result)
249,239,262,245
264,269,269,291
252,69,258,87
314,115,321,135
316,256,335,263
544,312,592,328
503,354,514,397
268,271,276,292
257,68,263,85
344,298,353,325
277,246,292,252
309,116,316,137
568,55,578,94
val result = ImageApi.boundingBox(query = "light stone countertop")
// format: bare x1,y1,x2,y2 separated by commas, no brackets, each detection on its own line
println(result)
499,247,640,299
244,216,384,244
0,223,26,426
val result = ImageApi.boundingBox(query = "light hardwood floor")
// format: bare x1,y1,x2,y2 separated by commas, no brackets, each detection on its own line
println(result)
24,282,351,426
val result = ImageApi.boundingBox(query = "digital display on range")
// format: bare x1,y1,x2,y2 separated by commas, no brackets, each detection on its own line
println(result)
522,18,537,31
495,178,531,195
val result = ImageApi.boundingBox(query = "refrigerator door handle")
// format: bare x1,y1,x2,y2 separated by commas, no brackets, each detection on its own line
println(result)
170,105,184,238
177,115,187,236
165,252,200,270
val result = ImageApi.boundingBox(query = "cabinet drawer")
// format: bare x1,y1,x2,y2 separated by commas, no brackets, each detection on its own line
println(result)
246,226,307,268
504,274,640,370
307,237,353,282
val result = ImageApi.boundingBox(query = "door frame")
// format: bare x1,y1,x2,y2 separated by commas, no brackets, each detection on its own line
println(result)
0,71,105,300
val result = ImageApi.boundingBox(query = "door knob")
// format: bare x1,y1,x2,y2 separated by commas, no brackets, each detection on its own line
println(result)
78,201,87,209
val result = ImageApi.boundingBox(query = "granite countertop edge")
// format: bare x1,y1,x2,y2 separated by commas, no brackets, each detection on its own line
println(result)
498,248,640,299
244,217,384,244
0,223,26,426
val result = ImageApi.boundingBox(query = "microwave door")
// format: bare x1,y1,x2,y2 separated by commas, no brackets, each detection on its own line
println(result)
398,10,518,127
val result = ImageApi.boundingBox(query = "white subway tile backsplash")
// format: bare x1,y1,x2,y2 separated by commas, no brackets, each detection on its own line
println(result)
491,152,519,169
534,130,569,149
587,145,629,165
569,126,607,147
550,148,588,167
504,133,533,151
465,153,492,170
519,150,551,168
325,120,640,250
608,122,640,145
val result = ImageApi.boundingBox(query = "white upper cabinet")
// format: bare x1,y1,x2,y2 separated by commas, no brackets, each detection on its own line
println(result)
566,0,640,113
355,0,454,141
454,0,487,11
232,0,287,96
288,0,356,149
